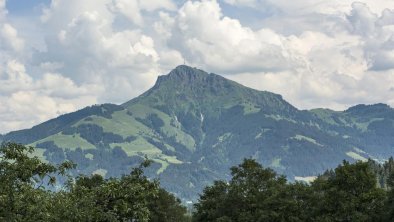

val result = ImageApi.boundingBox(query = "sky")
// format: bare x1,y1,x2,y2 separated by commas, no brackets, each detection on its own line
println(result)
1,0,394,133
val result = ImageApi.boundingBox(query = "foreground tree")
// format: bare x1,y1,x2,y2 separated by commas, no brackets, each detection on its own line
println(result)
193,159,308,222
310,161,386,222
383,172,394,221
49,162,160,222
193,159,388,222
0,142,74,221
2,142,391,221
49,161,190,222
149,188,191,222
0,143,189,221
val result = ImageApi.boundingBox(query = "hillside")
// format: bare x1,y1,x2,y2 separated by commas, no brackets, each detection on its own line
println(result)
2,65,394,201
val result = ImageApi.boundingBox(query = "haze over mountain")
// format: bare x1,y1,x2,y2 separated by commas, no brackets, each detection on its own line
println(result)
2,65,394,201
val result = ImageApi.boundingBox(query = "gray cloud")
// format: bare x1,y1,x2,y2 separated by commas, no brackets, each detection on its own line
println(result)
0,0,6,20
346,3,394,71
1,0,394,133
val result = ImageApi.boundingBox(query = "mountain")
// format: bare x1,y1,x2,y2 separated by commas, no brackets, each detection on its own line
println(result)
2,65,394,201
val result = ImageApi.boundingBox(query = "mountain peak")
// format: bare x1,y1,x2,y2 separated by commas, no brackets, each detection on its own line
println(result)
123,65,297,116
156,65,210,86
148,65,239,95
172,65,207,75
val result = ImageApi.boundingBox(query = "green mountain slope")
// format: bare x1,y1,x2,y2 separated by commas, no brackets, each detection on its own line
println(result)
2,65,394,201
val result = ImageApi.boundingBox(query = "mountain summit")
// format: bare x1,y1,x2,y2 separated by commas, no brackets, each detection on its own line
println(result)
157,65,211,85
2,66,394,201
126,65,296,117
154,65,239,89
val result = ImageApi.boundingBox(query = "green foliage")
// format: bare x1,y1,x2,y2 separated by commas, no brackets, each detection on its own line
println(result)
309,161,386,221
149,188,191,222
3,143,394,222
385,171,394,220
48,159,189,222
0,142,74,221
52,163,159,221
194,159,303,222
368,157,394,189
193,158,390,222
0,143,189,222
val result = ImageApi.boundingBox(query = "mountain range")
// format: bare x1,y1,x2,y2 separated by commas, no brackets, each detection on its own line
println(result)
1,65,394,201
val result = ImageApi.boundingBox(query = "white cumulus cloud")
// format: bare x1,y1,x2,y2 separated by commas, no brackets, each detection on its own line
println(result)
163,0,304,73
0,60,100,133
1,23,24,52
0,0,394,133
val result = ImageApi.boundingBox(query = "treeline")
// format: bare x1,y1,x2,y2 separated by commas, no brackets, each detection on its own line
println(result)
193,159,394,222
2,142,394,222
368,157,394,189
0,143,190,222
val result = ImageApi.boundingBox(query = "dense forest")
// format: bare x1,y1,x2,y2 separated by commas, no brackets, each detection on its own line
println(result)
1,142,394,222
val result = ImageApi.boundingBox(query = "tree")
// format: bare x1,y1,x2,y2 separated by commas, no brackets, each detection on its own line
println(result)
193,181,230,221
0,142,74,221
50,159,190,222
384,172,394,221
193,159,304,222
149,188,191,222
51,160,159,222
310,161,386,222
193,159,389,222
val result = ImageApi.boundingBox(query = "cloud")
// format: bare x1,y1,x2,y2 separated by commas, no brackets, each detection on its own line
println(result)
223,0,259,7
41,0,114,27
223,0,394,15
0,60,100,133
0,60,33,93
110,0,176,26
346,3,394,71
40,0,176,28
0,90,93,134
1,0,177,133
111,0,144,26
0,0,102,133
0,0,6,21
39,61,64,71
347,2,377,36
211,0,394,109
1,0,394,133
1,23,24,52
35,0,182,106
162,0,303,73
138,0,176,12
